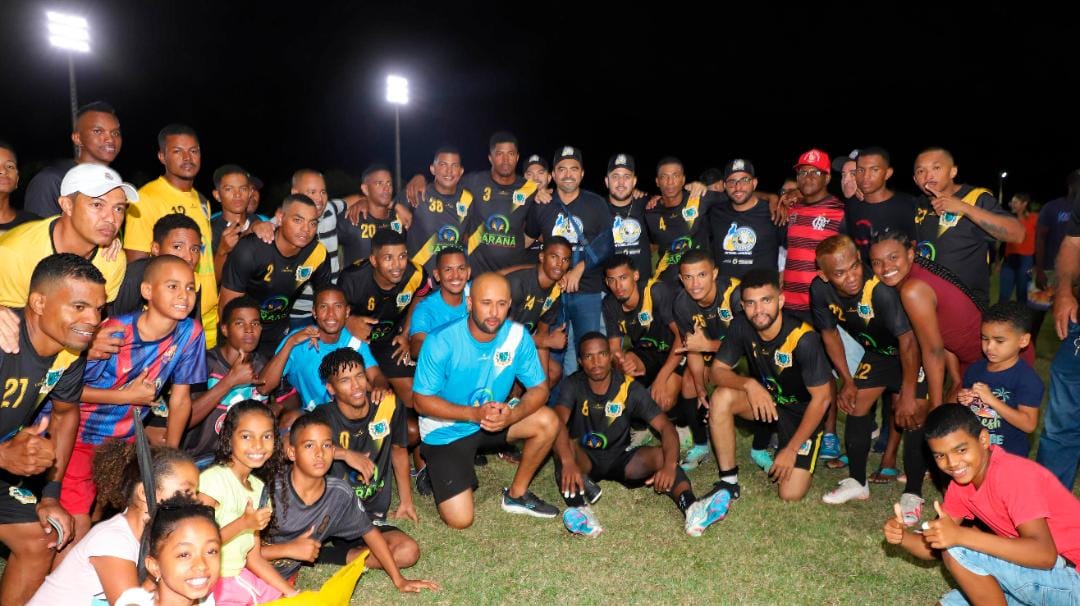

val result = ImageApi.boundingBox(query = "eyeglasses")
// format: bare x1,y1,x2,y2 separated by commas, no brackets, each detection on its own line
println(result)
796,168,824,178
725,176,753,187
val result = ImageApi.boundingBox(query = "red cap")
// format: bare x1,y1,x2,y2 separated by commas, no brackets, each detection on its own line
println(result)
794,149,831,173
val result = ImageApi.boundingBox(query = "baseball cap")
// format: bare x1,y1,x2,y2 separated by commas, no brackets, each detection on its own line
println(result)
607,153,635,174
794,149,831,173
524,154,549,171
553,146,584,167
831,149,860,173
723,158,756,179
60,164,139,201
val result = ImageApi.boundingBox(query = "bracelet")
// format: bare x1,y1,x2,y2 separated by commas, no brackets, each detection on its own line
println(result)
41,480,62,499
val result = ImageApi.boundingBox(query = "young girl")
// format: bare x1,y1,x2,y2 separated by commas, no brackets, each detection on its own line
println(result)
29,442,199,605
198,400,297,604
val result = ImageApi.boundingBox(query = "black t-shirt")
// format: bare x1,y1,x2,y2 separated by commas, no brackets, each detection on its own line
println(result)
846,192,918,262
221,235,331,348
716,313,833,411
339,260,431,347
336,208,407,268
709,197,784,279
672,275,742,348
308,395,408,520
556,371,661,453
609,198,653,281
603,280,677,353
645,191,720,283
914,185,1011,307
109,257,202,320
506,267,561,333
525,190,614,294
407,184,472,273
810,274,911,356
461,172,538,274
0,310,86,444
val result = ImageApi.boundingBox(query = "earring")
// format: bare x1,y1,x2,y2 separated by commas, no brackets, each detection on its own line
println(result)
155,576,161,584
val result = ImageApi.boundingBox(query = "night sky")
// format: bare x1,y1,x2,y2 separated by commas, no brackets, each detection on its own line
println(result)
3,1,1077,209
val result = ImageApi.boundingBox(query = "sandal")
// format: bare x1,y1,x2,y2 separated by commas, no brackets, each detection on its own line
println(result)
825,454,848,470
869,468,900,484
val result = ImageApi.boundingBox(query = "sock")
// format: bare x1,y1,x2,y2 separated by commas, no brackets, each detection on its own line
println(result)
845,414,874,485
719,465,739,485
679,397,707,445
903,427,927,495
675,489,696,514
751,421,772,450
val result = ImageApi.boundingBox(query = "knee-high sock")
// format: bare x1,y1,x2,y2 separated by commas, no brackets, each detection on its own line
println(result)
903,427,927,495
845,414,874,485
679,397,707,445
751,421,773,450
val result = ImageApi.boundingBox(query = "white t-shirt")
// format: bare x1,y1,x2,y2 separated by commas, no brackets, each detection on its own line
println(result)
29,512,140,604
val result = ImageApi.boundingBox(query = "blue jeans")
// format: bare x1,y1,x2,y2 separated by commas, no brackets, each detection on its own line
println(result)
939,546,1080,606
555,291,606,377
998,254,1033,304
1037,322,1080,489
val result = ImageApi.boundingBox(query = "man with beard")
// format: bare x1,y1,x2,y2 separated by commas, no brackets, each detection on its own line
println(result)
288,169,352,329
338,164,409,267
606,154,652,281
912,147,1023,307
710,159,784,280
523,155,551,191
833,149,863,205
409,247,471,357
407,148,474,276
708,269,835,502
24,102,123,219
646,157,721,284
505,237,572,385
413,273,559,528
845,147,917,263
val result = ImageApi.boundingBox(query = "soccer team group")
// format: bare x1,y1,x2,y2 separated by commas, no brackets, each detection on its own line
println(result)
0,102,1078,605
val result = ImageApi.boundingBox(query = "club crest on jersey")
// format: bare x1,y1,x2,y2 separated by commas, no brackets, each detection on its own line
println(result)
812,215,829,231
296,265,313,281
512,191,527,207
541,296,556,313
395,292,413,307
369,420,390,440
939,212,961,228
719,308,733,322
42,368,63,394
857,302,875,321
8,486,36,505
774,350,793,370
605,401,624,419
390,220,403,233
494,350,513,367
682,206,698,221
456,201,468,217
638,310,653,324
162,345,178,365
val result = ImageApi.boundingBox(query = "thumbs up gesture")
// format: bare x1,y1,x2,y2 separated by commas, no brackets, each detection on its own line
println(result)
883,502,907,545
241,498,272,531
921,501,963,550
291,525,322,561
0,416,56,476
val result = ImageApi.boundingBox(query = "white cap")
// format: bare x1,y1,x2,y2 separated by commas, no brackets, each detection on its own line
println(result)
60,164,139,201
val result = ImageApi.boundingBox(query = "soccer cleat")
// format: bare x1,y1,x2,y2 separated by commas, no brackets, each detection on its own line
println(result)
750,448,773,472
680,444,711,471
684,489,732,537
676,425,694,452
582,475,603,505
501,488,559,518
819,433,841,460
629,428,654,448
414,466,433,497
562,506,602,537
822,478,870,504
899,492,925,527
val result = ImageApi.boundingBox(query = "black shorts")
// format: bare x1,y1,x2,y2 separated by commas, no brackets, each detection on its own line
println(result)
370,342,416,379
853,353,929,399
317,525,402,565
420,429,509,505
634,349,682,387
583,446,639,484
0,471,42,525
777,405,824,474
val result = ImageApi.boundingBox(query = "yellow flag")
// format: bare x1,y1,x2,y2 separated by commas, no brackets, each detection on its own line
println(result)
263,550,369,606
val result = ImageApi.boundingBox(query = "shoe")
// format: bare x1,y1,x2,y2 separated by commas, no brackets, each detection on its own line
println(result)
630,428,654,448
474,453,489,467
899,493,924,527
676,426,693,452
562,506,602,537
680,444,711,471
750,448,773,472
496,445,521,464
414,466,433,497
684,489,732,537
501,488,559,518
705,479,740,501
822,478,870,504
819,433,841,460
582,475,602,505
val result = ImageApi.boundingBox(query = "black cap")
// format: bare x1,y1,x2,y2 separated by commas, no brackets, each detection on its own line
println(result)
524,154,549,171
722,158,755,179
831,149,860,173
607,153,635,174
553,145,584,168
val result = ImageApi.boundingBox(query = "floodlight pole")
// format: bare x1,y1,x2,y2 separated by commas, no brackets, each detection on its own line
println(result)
394,106,402,195
68,53,78,154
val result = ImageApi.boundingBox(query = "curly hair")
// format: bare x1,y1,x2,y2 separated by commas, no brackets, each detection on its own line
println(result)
870,228,986,313
212,400,285,532
140,493,220,583
93,440,193,510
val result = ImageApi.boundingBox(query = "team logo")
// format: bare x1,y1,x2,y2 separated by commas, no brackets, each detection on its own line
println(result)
669,236,694,254
722,223,757,252
797,439,813,456
395,292,413,307
541,295,556,313
8,486,37,505
152,400,169,417
640,336,668,352
456,201,469,217
638,310,653,324
580,432,608,450
811,215,829,231
486,214,511,234
162,345,178,365
719,308,733,322
494,350,513,367
296,265,313,281
613,216,642,246
42,368,63,394
681,205,698,222
774,350,793,370
552,213,584,243
468,388,495,407
939,211,961,228
604,401,624,419
916,241,936,260
390,220,403,233
512,191,527,207
560,146,575,157
857,302,874,321
369,320,396,342
730,159,748,172
437,225,460,244
615,154,628,165
369,420,390,440
260,295,291,323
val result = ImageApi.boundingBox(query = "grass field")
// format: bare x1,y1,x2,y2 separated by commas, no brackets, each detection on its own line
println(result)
4,291,1078,605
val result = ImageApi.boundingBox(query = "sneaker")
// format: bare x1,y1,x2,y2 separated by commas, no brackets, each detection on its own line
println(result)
676,425,693,452
562,506,602,537
474,453,489,467
496,445,521,464
414,466,433,497
680,444,711,471
501,488,559,518
819,433,841,460
705,479,740,501
630,428,654,448
684,489,732,537
750,448,773,472
822,478,870,504
582,475,602,505
899,493,924,527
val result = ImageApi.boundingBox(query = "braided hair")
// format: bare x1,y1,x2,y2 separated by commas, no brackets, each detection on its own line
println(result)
870,228,986,313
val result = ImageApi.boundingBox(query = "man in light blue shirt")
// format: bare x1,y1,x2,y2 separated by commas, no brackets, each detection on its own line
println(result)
409,247,470,357
414,273,559,528
278,286,386,410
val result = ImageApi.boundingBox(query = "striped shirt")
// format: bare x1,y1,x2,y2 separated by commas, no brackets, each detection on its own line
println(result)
291,199,345,321
781,195,845,312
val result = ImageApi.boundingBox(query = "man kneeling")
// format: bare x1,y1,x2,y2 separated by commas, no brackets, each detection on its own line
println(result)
554,333,732,537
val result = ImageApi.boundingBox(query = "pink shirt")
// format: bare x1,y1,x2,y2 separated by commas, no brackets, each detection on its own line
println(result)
943,446,1080,564
29,513,139,604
